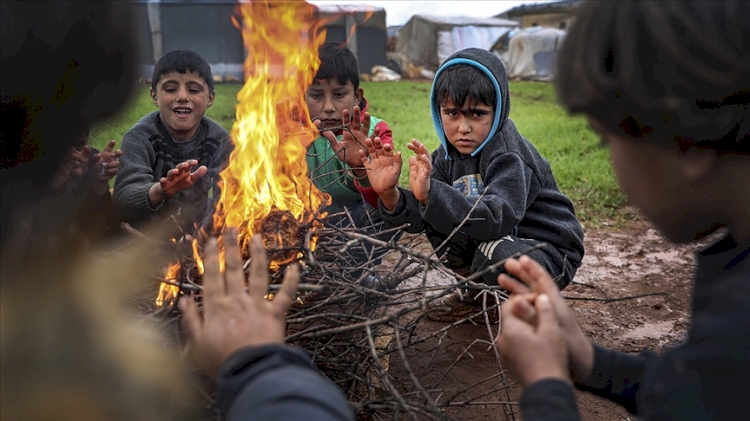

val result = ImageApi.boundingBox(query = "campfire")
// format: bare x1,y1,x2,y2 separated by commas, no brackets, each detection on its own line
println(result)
157,0,330,306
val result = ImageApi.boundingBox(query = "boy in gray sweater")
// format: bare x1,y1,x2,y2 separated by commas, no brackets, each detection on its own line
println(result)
361,48,584,322
114,50,231,235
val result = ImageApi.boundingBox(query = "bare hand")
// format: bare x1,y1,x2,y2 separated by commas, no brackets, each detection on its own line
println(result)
498,255,594,382
180,228,300,378
276,99,316,149
90,139,123,184
160,159,207,197
359,136,402,210
497,294,569,387
320,105,371,170
406,139,432,204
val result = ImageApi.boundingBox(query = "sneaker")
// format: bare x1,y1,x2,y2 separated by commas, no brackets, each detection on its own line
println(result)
426,290,500,324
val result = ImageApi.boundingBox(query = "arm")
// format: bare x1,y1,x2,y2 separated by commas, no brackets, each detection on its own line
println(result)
112,129,161,223
422,152,538,241
217,345,352,421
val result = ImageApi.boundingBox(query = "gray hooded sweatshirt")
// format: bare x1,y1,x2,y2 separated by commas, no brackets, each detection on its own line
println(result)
381,48,584,272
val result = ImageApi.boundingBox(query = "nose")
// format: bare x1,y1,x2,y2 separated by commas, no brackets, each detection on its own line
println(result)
176,86,189,102
458,116,471,134
322,95,335,114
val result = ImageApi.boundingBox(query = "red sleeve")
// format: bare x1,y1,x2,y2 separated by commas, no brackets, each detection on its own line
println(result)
355,120,393,208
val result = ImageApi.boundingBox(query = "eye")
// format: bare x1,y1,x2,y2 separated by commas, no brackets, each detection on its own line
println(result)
308,92,323,100
189,88,201,94
334,92,347,98
472,110,488,118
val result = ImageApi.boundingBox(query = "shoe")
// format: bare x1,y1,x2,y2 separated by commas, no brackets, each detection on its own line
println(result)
426,290,500,324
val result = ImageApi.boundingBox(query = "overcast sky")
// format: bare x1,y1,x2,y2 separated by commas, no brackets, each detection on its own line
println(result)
308,1,556,26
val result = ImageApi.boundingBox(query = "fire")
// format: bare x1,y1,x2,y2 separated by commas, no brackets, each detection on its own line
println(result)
156,0,330,306
214,0,330,262
156,262,181,307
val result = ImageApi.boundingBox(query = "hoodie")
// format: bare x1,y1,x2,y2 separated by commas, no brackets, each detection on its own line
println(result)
381,48,584,270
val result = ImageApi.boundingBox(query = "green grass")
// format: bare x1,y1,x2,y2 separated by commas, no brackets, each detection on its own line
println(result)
90,80,625,224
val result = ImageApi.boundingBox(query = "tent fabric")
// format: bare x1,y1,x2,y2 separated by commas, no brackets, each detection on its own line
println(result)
396,14,518,71
493,27,566,80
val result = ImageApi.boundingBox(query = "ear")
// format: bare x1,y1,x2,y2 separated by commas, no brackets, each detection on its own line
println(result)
355,87,364,103
150,88,158,107
207,90,215,108
681,146,716,182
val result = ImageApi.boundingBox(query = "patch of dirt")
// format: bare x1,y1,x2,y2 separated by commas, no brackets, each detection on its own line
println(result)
384,214,706,420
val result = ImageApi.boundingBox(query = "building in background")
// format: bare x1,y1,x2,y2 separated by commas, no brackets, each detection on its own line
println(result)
495,0,582,29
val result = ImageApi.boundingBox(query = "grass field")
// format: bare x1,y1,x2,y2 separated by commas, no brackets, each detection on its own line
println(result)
90,81,625,223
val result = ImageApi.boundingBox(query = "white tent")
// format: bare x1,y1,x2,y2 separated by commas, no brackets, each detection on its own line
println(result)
492,27,566,80
394,14,519,71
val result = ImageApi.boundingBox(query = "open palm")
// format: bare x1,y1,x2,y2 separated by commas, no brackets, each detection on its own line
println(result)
359,136,401,197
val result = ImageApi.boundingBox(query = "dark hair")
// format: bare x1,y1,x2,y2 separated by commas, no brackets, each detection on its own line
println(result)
434,64,496,109
315,43,360,90
151,50,214,92
556,0,750,153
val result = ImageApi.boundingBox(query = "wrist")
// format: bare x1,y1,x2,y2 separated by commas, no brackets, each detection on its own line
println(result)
148,183,165,208
380,188,400,211
91,180,110,196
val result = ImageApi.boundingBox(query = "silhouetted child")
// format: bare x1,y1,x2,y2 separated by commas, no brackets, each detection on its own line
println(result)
496,1,750,420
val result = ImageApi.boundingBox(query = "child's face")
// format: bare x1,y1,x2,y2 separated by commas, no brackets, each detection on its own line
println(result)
592,119,719,244
151,70,214,142
440,98,494,155
305,78,363,131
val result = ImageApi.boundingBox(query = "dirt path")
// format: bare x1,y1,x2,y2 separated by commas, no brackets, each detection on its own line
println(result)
385,215,704,420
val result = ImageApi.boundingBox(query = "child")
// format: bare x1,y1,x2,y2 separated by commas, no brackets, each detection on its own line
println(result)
361,48,585,321
308,43,396,285
45,130,122,242
113,50,232,235
496,1,750,420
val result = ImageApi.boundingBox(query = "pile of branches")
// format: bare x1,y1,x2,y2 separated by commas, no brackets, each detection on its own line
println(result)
129,208,544,421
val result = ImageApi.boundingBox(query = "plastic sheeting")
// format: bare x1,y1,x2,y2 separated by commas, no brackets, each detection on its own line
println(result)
396,14,518,71
493,27,566,80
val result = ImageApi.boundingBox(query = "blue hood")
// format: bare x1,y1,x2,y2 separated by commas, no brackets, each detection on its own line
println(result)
430,48,511,159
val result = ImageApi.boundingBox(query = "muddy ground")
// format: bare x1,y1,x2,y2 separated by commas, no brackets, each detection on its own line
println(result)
381,212,707,421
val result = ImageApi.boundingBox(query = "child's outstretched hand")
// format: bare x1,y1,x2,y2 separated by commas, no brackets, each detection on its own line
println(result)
497,256,594,383
149,159,207,207
90,139,123,195
180,228,300,378
406,139,432,205
359,136,402,211
320,105,373,178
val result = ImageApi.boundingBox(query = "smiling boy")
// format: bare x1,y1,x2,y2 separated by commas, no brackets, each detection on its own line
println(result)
362,49,584,321
114,50,231,234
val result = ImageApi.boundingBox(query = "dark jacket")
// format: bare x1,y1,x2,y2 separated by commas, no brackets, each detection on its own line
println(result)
520,234,750,420
217,344,353,421
381,48,584,269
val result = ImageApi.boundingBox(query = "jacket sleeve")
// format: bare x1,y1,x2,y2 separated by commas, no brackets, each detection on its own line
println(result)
421,152,539,241
112,128,162,224
574,344,650,414
378,186,431,234
216,344,353,421
520,379,581,421
354,119,393,208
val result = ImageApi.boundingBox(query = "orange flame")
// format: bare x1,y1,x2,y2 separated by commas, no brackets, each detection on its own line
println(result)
156,262,181,307
214,0,330,258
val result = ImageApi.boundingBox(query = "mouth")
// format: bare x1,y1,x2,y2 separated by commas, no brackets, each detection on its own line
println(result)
319,119,340,127
174,107,193,116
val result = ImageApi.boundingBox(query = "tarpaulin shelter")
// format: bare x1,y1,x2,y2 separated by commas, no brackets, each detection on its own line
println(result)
316,4,388,75
394,14,519,71
492,27,566,80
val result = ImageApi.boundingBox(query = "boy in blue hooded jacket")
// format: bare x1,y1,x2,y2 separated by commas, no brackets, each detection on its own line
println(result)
361,48,584,322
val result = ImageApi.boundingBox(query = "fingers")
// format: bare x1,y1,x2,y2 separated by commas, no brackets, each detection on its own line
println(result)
103,139,117,154
202,238,223,298
189,165,208,183
223,228,245,296
518,255,559,291
361,110,371,135
272,263,300,316
350,106,361,131
179,295,203,345
534,295,557,334
510,293,538,324
498,272,531,294
247,235,270,299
